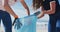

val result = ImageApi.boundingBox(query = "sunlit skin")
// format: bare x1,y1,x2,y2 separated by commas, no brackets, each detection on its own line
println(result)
4,0,56,19
38,1,56,18
14,0,30,15
20,0,30,15
4,0,30,19
4,0,18,18
32,0,56,18
16,0,56,19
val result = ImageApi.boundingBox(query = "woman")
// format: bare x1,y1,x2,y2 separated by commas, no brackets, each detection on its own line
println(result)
0,0,18,32
33,0,60,32
0,0,30,32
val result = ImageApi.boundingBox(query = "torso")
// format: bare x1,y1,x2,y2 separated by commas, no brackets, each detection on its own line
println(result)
0,0,17,11
0,0,5,10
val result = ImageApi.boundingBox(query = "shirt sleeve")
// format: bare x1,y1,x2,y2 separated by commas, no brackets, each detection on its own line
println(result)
50,0,56,2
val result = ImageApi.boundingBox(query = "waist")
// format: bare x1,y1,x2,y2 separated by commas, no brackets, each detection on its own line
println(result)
49,11,60,17
0,6,6,11
0,10,5,11
0,9,5,11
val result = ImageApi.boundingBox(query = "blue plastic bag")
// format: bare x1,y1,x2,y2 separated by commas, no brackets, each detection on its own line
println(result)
14,11,40,32
14,15,38,32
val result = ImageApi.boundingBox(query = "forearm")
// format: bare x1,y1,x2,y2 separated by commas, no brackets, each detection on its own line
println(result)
4,5,18,18
4,0,18,18
44,1,56,14
20,0,30,15
44,10,55,14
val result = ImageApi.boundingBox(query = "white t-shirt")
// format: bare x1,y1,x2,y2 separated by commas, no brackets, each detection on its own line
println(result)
0,0,17,11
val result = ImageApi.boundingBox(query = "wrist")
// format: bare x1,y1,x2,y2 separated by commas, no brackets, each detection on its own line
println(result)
42,11,46,14
14,15,18,19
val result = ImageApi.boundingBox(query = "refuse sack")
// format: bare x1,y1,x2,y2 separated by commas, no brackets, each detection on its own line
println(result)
14,11,40,32
14,15,37,32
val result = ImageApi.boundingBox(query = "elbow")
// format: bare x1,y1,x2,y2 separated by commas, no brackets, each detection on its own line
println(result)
4,5,7,8
4,5,7,10
4,4,7,8
51,10,56,14
4,4,10,11
4,2,10,7
20,0,24,2
52,11,55,14
4,4,9,9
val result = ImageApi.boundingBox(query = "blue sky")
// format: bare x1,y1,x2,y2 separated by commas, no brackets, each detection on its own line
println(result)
11,0,60,22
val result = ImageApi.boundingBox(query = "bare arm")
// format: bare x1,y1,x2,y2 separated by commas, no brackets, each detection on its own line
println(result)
38,1,56,18
37,6,45,18
20,0,30,15
4,0,18,18
44,1,56,14
38,11,44,18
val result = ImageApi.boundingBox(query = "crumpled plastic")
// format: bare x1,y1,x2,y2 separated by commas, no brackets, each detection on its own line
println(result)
14,15,38,32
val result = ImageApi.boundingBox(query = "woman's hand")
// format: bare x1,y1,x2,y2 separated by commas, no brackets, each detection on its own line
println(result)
12,15,18,26
13,18,22,29
12,15,23,29
14,15,18,19
37,11,45,19
12,15,18,25
37,6,45,19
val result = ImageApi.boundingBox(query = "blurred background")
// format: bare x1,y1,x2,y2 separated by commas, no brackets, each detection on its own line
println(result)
0,0,60,32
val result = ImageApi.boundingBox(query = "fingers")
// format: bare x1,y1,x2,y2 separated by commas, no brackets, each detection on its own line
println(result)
13,18,23,30
12,18,18,26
